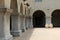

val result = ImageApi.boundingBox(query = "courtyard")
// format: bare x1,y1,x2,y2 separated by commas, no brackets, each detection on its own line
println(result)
13,28,60,40
0,0,60,40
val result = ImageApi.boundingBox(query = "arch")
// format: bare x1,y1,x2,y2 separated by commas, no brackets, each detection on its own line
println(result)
51,9,60,27
33,10,46,28
20,3,23,14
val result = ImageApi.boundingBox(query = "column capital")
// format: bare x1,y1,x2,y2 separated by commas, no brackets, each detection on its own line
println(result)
0,8,13,15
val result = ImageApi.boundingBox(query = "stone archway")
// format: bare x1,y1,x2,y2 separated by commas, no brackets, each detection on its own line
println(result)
33,10,46,28
52,9,60,27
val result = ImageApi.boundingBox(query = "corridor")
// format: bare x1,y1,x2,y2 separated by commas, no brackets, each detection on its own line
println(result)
14,28,60,40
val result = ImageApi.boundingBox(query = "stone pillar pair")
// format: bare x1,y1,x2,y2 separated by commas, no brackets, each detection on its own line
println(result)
11,14,27,36
11,14,22,36
0,8,13,40
45,14,53,28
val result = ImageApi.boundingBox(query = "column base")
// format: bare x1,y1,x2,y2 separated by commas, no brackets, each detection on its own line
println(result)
11,30,22,37
45,24,53,28
26,27,28,30
49,24,53,28
0,35,13,40
21,28,26,32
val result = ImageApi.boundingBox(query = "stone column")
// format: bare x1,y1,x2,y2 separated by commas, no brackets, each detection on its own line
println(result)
0,8,13,40
26,17,30,29
46,16,51,24
26,17,29,29
45,13,53,28
30,17,33,28
27,18,30,29
11,14,22,36
25,17,28,30
23,16,26,32
18,16,22,35
27,17,31,29
29,18,32,28
20,16,26,32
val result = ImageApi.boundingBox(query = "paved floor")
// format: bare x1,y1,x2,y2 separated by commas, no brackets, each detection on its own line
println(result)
14,28,60,40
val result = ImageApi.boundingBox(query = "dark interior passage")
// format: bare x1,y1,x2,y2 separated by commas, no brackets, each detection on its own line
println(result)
33,10,45,28
52,10,60,27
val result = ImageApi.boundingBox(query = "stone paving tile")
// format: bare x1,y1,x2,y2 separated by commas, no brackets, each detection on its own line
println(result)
13,28,60,40
13,28,33,40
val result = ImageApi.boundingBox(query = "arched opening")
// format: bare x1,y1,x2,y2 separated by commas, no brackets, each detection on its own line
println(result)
52,9,60,27
20,3,23,14
33,10,46,28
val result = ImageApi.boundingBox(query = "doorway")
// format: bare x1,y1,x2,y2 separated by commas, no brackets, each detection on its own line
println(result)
52,9,60,27
33,10,45,28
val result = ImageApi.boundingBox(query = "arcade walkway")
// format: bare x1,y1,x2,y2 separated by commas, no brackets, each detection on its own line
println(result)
13,28,60,40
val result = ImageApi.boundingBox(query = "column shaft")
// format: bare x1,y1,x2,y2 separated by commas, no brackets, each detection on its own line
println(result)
0,8,13,40
20,16,26,32
11,15,21,36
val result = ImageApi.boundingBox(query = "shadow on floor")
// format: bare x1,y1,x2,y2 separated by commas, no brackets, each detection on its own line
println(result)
20,28,34,40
